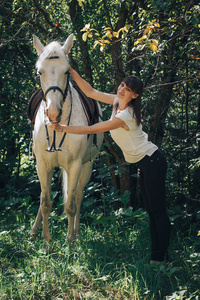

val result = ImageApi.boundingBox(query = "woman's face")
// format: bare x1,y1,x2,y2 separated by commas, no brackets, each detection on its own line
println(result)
117,82,139,103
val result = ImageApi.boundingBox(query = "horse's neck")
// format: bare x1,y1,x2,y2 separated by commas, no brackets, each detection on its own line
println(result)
61,98,72,124
61,86,86,126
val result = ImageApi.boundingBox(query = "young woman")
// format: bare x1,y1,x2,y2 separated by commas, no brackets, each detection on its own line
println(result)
48,67,171,264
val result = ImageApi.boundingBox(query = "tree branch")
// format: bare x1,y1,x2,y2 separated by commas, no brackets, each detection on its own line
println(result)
32,0,62,34
0,4,49,35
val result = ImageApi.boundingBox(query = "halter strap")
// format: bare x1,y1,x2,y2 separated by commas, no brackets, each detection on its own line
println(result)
44,86,64,100
55,84,72,151
44,71,72,152
43,70,70,104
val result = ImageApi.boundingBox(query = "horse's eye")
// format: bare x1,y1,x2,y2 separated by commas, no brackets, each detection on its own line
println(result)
38,71,42,75
36,72,41,78
65,70,69,75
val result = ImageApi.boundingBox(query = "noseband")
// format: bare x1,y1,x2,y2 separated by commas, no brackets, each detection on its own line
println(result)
43,70,72,152
43,70,70,109
44,86,65,102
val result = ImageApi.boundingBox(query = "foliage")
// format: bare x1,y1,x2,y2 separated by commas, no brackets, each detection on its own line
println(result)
81,23,129,52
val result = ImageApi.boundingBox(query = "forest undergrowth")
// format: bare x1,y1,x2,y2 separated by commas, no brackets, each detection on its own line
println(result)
0,202,199,300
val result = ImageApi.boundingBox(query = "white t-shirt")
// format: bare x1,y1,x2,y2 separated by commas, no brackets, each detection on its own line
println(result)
110,98,158,163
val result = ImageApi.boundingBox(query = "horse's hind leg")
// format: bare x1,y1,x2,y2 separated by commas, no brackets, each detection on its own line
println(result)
74,161,93,236
31,206,42,238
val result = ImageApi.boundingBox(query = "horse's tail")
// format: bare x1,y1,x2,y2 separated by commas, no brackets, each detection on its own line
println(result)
62,168,68,205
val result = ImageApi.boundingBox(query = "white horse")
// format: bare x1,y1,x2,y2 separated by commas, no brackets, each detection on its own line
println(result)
31,34,103,243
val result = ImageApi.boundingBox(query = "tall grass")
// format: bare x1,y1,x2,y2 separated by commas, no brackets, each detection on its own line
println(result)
0,206,199,299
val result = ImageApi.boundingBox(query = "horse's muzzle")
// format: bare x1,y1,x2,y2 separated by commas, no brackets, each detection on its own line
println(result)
46,108,62,124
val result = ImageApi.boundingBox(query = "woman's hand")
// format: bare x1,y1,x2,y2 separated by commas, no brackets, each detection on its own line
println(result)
48,122,66,132
48,117,125,134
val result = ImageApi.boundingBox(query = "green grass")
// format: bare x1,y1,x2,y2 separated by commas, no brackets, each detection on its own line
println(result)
0,208,199,300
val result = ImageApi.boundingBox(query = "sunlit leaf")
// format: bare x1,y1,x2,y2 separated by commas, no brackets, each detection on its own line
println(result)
124,25,129,32
113,31,119,38
139,35,148,41
149,43,158,52
81,23,90,31
82,32,88,42
100,45,105,51
144,26,150,35
104,40,111,44
104,27,112,30
105,29,112,39
151,39,159,46
93,40,100,49
154,22,160,27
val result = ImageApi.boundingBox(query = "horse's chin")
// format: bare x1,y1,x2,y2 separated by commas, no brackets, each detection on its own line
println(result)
48,117,61,124
51,120,60,124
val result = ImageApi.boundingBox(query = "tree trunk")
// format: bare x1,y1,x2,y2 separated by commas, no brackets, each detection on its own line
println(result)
69,0,93,84
148,39,177,146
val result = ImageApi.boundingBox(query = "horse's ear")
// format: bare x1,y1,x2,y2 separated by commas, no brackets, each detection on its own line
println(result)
33,35,44,55
62,34,74,55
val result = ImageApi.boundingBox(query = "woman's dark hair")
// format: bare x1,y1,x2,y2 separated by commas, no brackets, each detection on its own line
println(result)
115,75,143,126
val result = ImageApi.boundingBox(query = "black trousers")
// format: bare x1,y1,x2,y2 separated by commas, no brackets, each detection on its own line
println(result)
137,149,171,261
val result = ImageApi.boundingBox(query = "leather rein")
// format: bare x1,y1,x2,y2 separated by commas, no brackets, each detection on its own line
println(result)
43,69,72,152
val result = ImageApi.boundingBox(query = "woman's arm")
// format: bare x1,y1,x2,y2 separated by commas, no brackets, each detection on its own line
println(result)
49,117,127,134
70,67,116,105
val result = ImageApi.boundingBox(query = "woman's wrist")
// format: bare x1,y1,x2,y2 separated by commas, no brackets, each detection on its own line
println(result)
70,66,74,73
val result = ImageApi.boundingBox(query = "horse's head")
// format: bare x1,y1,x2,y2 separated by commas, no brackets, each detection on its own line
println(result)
33,34,73,123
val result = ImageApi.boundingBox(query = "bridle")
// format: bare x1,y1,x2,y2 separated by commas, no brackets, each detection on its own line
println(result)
43,69,70,109
42,69,72,152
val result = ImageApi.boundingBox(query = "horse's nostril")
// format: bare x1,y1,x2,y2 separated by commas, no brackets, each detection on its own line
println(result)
56,109,62,122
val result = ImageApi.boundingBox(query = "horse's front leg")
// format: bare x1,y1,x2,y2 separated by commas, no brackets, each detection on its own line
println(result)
74,161,93,236
63,161,81,243
33,160,54,243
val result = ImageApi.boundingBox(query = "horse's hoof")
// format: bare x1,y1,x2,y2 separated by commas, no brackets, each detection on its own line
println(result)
67,239,74,246
30,230,38,241
45,242,51,253
42,231,51,244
